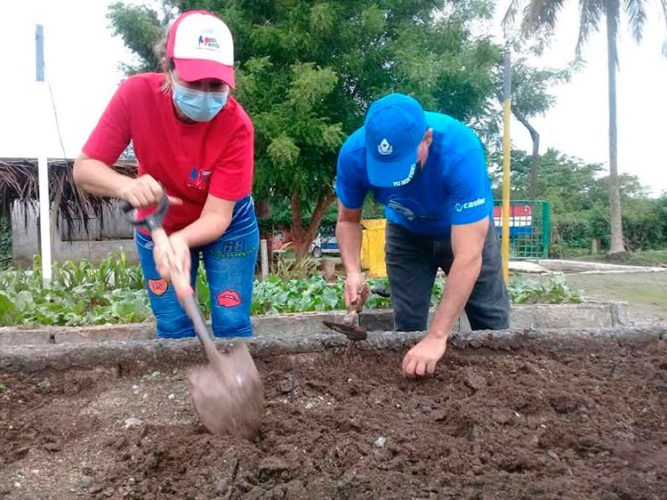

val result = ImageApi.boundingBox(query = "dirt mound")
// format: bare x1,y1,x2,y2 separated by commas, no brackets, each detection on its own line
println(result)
1,336,665,499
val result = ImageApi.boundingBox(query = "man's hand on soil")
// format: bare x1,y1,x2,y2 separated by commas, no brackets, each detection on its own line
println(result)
401,334,448,378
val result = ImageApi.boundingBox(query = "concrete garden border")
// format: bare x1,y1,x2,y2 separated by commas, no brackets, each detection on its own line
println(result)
0,323,664,374
535,259,667,274
0,302,632,347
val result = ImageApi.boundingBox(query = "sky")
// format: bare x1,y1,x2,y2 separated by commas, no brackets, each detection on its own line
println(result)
1,0,665,195
491,1,667,197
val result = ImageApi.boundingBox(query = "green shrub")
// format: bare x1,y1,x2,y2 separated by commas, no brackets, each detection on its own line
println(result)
0,253,583,327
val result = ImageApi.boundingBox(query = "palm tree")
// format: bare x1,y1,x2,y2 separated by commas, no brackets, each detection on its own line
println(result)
505,0,667,255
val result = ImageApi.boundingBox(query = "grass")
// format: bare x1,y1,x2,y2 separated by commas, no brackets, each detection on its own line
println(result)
559,271,667,323
565,248,667,267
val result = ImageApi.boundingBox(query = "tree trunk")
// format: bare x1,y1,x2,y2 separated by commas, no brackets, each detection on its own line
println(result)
606,0,625,254
513,109,540,198
290,189,337,260
254,198,270,219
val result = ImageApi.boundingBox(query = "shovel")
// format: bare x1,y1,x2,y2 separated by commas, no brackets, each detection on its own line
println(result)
322,283,391,341
121,194,263,438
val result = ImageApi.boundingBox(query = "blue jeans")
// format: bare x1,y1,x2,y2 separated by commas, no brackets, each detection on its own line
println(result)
385,219,509,332
136,196,259,339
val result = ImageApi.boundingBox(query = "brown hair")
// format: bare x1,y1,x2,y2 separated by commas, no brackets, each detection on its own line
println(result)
154,28,175,93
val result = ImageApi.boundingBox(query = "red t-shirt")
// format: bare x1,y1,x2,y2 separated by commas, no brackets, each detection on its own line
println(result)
82,73,254,234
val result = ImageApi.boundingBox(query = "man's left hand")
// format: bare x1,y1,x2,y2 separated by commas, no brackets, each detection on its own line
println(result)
401,333,448,378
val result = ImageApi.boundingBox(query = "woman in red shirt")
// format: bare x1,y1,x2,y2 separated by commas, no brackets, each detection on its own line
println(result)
74,10,258,338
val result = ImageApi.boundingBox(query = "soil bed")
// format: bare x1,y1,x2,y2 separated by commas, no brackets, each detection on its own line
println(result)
1,334,665,499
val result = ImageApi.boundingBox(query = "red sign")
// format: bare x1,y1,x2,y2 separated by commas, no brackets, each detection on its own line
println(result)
494,204,533,231
493,204,532,218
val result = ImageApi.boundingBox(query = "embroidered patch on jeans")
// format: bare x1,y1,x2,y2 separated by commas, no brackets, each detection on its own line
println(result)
211,239,256,259
217,290,242,307
148,279,168,296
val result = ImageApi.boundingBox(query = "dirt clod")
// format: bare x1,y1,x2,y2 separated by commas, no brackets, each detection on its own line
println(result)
77,475,94,490
464,369,488,391
124,417,142,428
43,442,62,453
491,408,514,425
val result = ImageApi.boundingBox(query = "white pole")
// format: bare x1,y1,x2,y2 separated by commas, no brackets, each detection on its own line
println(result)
38,157,52,287
36,24,52,288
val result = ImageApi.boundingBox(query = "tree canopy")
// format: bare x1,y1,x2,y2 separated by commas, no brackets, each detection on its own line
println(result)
107,0,502,256
491,148,666,252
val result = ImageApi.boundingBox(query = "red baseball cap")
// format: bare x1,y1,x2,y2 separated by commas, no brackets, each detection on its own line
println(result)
166,10,235,88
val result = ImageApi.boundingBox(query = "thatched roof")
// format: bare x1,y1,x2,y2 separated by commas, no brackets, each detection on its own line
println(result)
0,158,137,235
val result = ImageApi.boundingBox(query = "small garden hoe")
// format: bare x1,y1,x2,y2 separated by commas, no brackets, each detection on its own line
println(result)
121,194,263,438
322,284,391,341
322,309,367,341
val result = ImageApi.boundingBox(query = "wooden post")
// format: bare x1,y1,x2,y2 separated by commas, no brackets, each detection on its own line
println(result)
591,238,600,255
260,239,269,279
322,258,337,282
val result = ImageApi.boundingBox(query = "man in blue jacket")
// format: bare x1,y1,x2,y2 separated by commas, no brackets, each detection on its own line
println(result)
335,93,509,378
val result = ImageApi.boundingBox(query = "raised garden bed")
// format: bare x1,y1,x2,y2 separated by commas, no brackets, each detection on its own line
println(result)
1,327,665,498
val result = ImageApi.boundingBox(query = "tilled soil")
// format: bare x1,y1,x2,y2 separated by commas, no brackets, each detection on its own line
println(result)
1,335,665,499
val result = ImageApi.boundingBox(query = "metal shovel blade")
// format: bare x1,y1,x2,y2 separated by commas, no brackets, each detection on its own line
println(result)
187,342,264,438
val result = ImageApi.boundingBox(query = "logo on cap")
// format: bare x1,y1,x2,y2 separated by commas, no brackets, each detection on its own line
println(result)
378,138,393,156
198,34,220,49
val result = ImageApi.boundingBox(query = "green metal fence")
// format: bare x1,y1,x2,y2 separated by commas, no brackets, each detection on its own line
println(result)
494,200,550,259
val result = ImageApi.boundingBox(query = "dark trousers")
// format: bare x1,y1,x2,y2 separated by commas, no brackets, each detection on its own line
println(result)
384,220,510,332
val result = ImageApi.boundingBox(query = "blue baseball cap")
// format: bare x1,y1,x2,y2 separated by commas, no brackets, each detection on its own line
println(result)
364,93,427,188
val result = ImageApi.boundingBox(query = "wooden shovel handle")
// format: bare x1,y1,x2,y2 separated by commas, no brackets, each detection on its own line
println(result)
150,228,193,299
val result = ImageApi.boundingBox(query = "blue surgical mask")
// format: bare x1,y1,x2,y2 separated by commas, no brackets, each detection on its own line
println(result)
171,77,228,122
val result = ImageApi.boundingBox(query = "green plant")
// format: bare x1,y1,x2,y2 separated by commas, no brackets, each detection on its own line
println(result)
251,275,396,315
252,275,340,314
0,252,152,327
0,216,11,268
143,371,162,383
195,265,211,319
509,274,582,305
272,255,320,281
0,253,584,327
